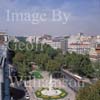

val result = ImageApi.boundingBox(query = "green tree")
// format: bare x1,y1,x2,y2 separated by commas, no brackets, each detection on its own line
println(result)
46,60,61,72
93,61,100,79
76,80,100,100
64,53,94,77
13,52,25,63
34,53,50,70
43,44,57,59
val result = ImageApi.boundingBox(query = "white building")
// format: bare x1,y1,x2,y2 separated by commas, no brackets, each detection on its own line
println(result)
96,35,100,43
40,37,61,49
26,35,68,53
9,36,19,42
68,42,90,54
50,40,61,49
26,35,40,44
37,35,69,52
68,33,91,54
89,43,100,61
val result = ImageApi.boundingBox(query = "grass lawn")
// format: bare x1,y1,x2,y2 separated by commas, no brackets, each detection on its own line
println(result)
31,71,43,79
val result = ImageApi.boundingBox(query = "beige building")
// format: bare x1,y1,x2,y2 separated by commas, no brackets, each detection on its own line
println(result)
68,42,90,54
89,44,100,61
0,32,8,45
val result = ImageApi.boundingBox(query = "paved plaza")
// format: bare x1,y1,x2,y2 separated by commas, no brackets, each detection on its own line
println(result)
25,71,76,100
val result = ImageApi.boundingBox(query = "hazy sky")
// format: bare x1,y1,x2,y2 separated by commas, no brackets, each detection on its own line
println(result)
0,0,100,36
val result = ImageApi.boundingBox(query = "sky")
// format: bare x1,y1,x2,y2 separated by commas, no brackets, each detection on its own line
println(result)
0,0,100,36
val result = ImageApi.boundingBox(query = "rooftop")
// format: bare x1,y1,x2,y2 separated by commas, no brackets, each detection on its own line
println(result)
0,32,6,35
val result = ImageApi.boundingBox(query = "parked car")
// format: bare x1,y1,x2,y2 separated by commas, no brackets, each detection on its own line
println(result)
25,93,30,100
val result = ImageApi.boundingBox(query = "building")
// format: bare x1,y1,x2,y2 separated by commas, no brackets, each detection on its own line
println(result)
61,36,69,54
40,35,69,53
89,43,100,61
96,35,100,43
0,32,8,44
26,35,36,43
26,35,41,44
68,33,91,54
49,39,61,49
9,36,19,42
68,42,90,54
0,32,10,100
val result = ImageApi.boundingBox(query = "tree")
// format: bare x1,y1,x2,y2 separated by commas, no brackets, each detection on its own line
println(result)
76,80,100,100
43,44,57,59
93,61,100,79
13,52,25,63
13,52,31,79
11,41,95,79
34,53,50,70
77,55,94,77
64,53,94,77
46,60,61,72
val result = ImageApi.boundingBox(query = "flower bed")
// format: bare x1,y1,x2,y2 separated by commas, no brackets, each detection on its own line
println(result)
35,88,67,99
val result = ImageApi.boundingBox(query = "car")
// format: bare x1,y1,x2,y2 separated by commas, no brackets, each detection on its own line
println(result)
25,93,30,100
25,95,30,100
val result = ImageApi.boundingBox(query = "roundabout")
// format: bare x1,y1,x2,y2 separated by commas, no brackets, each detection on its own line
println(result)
35,88,67,99
35,75,67,99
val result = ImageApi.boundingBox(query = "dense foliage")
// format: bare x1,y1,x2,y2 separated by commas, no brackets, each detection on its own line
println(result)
9,41,95,78
76,80,100,100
